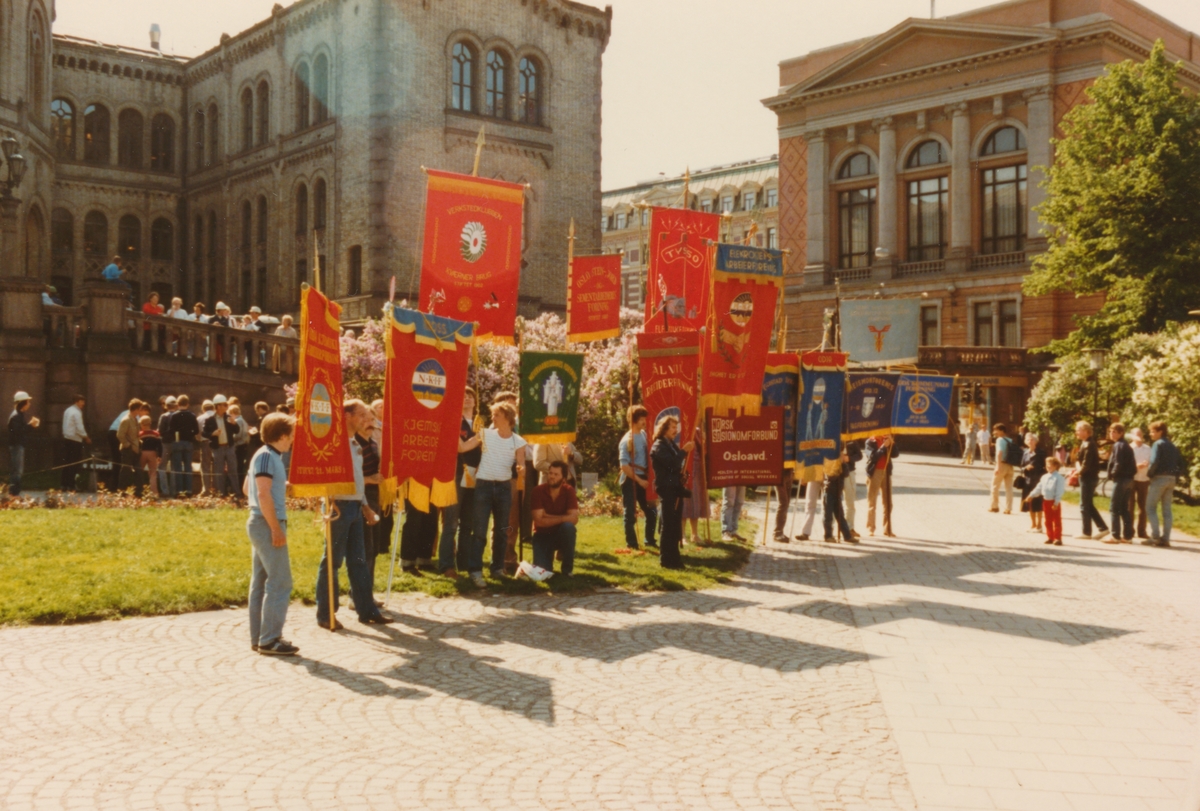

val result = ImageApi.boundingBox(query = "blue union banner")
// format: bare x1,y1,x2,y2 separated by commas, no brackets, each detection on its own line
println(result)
893,374,955,435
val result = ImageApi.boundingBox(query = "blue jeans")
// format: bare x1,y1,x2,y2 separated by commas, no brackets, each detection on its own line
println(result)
247,515,293,647
1146,475,1174,543
1079,474,1108,535
438,483,475,571
621,477,657,549
158,441,173,495
472,479,512,575
532,523,576,576
169,441,193,496
8,445,24,495
212,445,238,497
1109,478,1134,540
315,501,379,623
721,486,745,535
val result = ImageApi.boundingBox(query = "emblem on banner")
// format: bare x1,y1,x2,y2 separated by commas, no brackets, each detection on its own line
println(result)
868,323,891,353
908,392,931,415
412,359,448,409
460,222,487,263
309,382,333,439
862,395,876,419
542,371,564,425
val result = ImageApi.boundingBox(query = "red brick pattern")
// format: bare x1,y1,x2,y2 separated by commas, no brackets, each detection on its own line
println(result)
778,136,808,279
1054,79,1093,140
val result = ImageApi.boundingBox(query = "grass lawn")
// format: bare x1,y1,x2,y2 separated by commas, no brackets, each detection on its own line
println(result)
0,508,754,625
1060,490,1200,538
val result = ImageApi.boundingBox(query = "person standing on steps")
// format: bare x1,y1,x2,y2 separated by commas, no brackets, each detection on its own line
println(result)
1072,421,1108,540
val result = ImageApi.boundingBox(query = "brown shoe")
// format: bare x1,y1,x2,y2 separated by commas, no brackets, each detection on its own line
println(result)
442,568,458,578
1043,538,1054,545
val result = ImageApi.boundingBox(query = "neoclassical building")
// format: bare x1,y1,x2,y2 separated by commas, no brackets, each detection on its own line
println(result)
764,0,1199,425
0,0,610,319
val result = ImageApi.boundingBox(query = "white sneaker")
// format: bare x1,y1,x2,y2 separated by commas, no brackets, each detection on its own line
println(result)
1094,531,1112,542
1075,533,1093,540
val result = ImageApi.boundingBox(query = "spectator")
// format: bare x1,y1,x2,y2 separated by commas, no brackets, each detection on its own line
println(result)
1072,421,1108,540
249,307,272,332
117,399,146,496
989,423,1017,514
439,390,481,576
822,448,857,544
248,401,270,453
7,391,39,496
1129,427,1152,540
61,393,90,492
141,292,164,349
314,399,390,629
244,412,299,656
618,405,656,551
650,415,694,571
138,415,162,499
166,297,188,319
1019,433,1047,533
962,421,979,465
203,394,240,498
102,255,128,290
1100,422,1136,544
230,404,251,492
471,400,527,587
189,302,207,322
354,406,387,591
1026,456,1067,546
166,394,200,497
156,396,176,495
106,404,129,491
1145,421,1181,548
722,485,747,542
399,500,439,575
197,399,216,495
275,315,298,340
209,303,232,363
976,424,992,465
528,460,579,578
842,441,864,539
42,285,63,306
681,426,710,546
864,435,898,537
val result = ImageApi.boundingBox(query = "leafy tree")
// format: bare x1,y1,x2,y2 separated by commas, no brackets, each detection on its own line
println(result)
1126,322,1200,487
1025,41,1200,355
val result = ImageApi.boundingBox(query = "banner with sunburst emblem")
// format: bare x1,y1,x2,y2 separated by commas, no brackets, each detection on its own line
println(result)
290,284,356,498
419,169,524,343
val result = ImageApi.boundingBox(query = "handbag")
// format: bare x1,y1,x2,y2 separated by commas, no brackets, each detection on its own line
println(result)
1067,471,1080,488
1013,474,1028,490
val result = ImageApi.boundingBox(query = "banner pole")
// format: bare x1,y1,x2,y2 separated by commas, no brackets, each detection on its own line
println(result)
761,486,772,546
566,219,575,340
472,126,486,177
385,500,403,605
323,498,337,630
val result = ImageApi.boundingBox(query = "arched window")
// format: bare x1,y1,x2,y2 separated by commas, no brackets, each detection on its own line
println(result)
257,196,269,244
837,152,876,179
241,201,253,251
25,206,45,277
451,42,474,112
84,104,111,165
241,88,254,152
348,245,362,296
83,211,108,257
485,50,506,118
295,184,308,236
207,212,218,287
51,209,74,257
51,99,75,159
313,178,327,231
193,109,205,169
117,109,144,169
295,62,310,131
906,140,947,168
257,81,270,146
313,54,330,123
29,13,47,121
517,57,540,125
207,104,219,164
118,215,142,260
982,126,1027,156
151,218,174,261
150,114,175,172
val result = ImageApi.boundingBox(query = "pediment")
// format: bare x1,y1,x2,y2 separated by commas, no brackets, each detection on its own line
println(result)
794,20,1058,94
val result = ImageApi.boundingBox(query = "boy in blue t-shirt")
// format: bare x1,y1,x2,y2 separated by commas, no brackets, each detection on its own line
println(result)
244,413,298,655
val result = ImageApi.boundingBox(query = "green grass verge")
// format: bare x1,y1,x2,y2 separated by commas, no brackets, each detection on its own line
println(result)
0,509,754,625
1060,491,1200,538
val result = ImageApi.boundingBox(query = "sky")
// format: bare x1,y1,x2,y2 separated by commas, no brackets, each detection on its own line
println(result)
54,0,1200,190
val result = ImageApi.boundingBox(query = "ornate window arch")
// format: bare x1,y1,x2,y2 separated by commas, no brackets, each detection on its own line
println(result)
28,8,47,123
904,138,949,169
295,183,309,236
241,86,255,152
118,214,142,261
313,52,331,123
836,151,877,180
84,104,111,165
51,98,75,159
516,51,546,126
313,178,327,231
451,41,476,112
257,80,271,146
485,48,508,118
295,61,311,131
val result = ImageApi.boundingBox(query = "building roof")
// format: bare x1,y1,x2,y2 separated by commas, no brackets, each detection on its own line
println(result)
603,155,778,209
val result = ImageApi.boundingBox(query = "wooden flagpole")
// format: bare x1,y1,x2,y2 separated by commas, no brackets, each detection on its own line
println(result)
472,126,486,177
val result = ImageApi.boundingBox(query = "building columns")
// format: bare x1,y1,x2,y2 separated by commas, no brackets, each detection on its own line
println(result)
876,117,897,275
1025,87,1053,253
803,130,829,287
949,103,972,269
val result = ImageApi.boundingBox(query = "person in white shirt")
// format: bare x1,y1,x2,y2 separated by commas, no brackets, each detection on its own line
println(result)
1129,427,1153,540
976,425,992,464
274,315,298,340
61,394,90,491
468,400,527,587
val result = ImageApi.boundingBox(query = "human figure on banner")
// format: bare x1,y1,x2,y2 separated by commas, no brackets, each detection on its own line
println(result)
314,399,392,630
864,435,897,537
650,415,694,571
805,377,830,441
542,372,564,419
618,406,657,552
439,390,481,576
471,399,527,586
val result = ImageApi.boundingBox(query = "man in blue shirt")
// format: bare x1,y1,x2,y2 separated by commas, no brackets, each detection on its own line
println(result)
618,405,657,550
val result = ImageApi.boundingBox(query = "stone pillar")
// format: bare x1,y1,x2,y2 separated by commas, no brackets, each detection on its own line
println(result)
1025,87,1053,254
78,282,135,433
803,130,829,287
876,117,898,278
949,103,972,270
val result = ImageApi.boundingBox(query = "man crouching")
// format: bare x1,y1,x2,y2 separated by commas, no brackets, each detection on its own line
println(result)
528,460,579,578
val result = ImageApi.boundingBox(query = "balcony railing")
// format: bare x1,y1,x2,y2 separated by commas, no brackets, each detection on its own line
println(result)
919,346,1027,368
970,251,1026,271
43,305,87,349
827,266,871,285
896,259,945,278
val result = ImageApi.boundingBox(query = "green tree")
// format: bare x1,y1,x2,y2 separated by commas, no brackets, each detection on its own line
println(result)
1025,41,1200,355
1126,323,1200,487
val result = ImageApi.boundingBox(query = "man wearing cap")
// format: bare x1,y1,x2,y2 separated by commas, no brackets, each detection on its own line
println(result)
209,303,231,364
61,394,90,491
203,394,240,498
8,392,40,496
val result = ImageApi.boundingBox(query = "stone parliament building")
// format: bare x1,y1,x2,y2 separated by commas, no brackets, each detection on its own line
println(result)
0,0,609,478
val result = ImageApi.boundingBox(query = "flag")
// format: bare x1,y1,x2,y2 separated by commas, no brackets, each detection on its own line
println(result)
700,244,783,416
892,374,955,435
519,351,585,443
290,285,356,497
840,298,921,365
844,371,901,440
637,330,701,499
381,305,475,513
762,352,800,469
419,169,524,343
644,207,720,332
796,351,848,482
567,253,621,343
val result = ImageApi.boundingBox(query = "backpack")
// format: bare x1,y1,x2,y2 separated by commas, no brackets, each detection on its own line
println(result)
1003,437,1024,467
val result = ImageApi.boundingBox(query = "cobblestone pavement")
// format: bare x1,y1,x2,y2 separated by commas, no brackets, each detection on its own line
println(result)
2,455,1197,810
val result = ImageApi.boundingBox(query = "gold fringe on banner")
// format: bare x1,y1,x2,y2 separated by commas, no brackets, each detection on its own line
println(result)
405,477,459,513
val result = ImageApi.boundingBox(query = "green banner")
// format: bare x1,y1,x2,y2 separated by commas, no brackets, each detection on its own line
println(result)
518,351,585,442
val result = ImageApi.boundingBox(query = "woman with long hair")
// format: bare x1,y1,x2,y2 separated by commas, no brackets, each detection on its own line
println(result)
650,416,695,570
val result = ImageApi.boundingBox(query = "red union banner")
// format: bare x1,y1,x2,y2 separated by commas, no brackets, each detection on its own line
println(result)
637,330,701,499
706,406,785,488
290,285,356,498
700,245,784,416
380,306,475,513
644,207,720,333
567,253,621,343
419,169,524,343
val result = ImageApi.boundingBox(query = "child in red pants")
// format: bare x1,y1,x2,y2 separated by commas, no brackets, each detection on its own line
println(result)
1026,456,1066,545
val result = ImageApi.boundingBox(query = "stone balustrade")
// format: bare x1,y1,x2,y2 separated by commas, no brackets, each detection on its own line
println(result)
125,311,300,375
